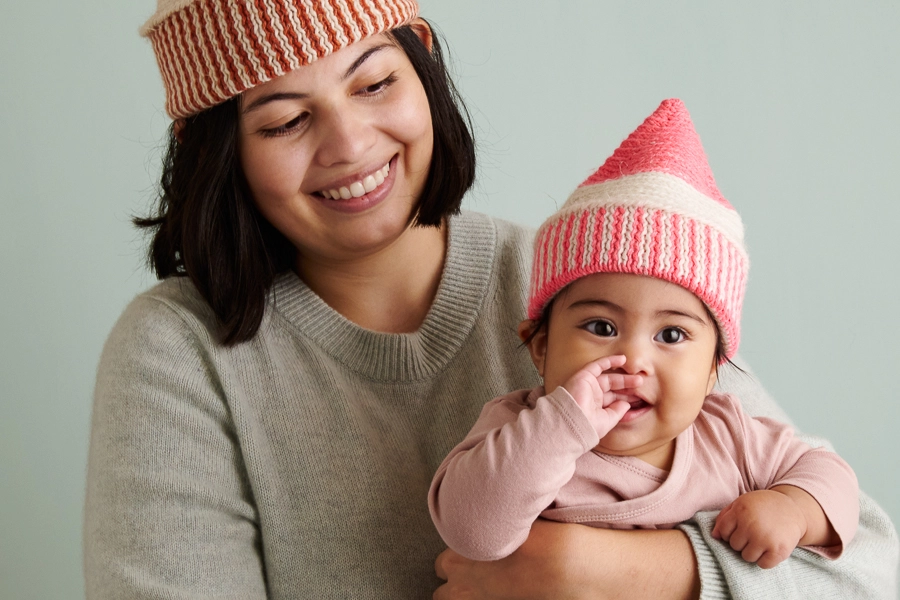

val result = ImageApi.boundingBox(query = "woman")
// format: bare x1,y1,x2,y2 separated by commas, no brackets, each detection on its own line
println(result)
84,1,898,598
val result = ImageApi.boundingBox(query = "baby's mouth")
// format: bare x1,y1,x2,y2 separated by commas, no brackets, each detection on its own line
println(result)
317,161,391,200
627,398,650,411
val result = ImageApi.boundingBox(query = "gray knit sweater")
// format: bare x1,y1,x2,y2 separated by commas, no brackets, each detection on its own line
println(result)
84,211,898,599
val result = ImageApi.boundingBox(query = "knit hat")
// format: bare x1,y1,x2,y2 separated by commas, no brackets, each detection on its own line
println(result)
140,0,420,119
528,99,748,359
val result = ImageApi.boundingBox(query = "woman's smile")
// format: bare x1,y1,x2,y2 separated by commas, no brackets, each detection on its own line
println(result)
311,156,397,214
316,159,391,200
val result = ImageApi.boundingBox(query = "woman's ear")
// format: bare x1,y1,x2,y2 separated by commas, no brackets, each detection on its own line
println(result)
518,319,547,377
408,17,433,53
173,119,186,144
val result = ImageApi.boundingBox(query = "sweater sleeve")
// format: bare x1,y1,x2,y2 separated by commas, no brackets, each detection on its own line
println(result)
428,387,598,561
83,290,268,599
677,357,899,600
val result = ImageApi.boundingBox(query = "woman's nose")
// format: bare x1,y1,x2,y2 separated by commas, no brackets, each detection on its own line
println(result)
314,105,376,167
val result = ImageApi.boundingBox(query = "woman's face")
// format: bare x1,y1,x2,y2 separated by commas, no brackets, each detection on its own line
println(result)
238,28,434,265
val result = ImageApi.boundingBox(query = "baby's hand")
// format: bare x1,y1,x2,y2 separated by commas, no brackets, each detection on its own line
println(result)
561,355,642,439
712,489,807,569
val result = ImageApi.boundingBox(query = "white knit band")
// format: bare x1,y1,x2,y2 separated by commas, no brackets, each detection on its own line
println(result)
561,171,747,260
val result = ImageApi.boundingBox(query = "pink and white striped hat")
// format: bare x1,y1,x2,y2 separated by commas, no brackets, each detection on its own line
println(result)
528,99,748,358
140,0,419,119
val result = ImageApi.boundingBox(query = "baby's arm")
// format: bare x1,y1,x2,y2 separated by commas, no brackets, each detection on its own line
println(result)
704,394,858,569
711,485,837,569
428,357,639,560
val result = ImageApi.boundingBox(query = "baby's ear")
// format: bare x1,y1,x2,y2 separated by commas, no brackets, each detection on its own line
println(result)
706,359,718,395
518,319,547,376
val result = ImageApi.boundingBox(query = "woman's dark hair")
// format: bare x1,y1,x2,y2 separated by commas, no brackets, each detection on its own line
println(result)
387,23,476,226
135,22,476,345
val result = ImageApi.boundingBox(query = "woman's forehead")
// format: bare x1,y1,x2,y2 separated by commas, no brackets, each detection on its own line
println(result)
241,33,400,102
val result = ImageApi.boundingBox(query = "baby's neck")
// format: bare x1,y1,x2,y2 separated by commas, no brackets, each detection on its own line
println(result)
630,439,676,472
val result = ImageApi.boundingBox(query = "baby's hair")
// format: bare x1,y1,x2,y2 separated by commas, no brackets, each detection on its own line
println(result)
519,289,565,349
701,305,739,376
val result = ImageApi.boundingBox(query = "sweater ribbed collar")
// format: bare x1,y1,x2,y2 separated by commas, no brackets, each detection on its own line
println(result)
269,211,497,382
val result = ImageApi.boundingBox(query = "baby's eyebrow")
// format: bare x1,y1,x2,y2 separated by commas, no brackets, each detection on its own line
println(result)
656,309,709,325
566,300,709,326
566,299,623,312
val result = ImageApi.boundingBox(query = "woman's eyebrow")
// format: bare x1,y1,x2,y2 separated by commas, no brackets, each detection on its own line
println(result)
342,43,393,81
242,91,310,114
242,43,394,115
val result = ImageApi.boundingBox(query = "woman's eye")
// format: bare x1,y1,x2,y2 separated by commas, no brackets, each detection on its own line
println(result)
655,327,686,344
358,74,397,96
260,113,309,138
585,320,616,337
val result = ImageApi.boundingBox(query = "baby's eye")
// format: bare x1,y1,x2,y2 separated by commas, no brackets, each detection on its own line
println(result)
655,327,686,344
585,320,616,337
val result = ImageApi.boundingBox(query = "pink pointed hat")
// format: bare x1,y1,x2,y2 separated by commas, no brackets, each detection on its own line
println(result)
528,99,748,359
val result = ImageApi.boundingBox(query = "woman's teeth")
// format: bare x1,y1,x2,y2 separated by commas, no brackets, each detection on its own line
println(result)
321,162,390,200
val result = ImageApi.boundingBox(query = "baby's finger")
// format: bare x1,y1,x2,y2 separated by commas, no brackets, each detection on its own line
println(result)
603,373,643,391
605,400,630,420
727,528,750,553
712,506,735,540
580,355,627,378
756,549,790,570
740,540,765,565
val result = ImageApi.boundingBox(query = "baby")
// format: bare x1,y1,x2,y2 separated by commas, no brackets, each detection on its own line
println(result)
428,99,858,568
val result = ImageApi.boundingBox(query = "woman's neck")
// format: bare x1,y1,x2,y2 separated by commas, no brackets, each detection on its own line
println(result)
295,222,447,333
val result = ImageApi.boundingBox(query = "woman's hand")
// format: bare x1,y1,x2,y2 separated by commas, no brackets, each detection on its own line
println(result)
434,520,592,600
433,519,700,600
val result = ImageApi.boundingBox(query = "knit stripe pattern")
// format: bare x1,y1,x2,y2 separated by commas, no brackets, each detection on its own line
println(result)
140,0,419,118
527,99,748,358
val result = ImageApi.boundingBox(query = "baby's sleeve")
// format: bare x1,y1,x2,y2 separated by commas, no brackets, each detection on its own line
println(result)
428,387,598,561
712,393,859,557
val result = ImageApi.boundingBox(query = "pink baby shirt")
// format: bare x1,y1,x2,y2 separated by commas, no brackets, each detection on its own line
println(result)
429,387,859,562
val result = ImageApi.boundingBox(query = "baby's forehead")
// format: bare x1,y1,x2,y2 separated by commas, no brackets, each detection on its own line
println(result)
558,273,707,312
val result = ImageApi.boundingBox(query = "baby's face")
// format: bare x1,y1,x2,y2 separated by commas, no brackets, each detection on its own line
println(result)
525,273,719,470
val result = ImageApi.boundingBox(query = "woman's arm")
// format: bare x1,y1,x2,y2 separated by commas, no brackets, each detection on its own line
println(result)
434,520,700,600
84,291,268,599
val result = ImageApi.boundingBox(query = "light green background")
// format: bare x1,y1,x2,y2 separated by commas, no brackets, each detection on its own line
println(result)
2,1,898,598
